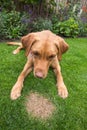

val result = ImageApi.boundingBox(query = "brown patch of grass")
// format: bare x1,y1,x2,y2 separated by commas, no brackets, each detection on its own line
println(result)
25,92,56,119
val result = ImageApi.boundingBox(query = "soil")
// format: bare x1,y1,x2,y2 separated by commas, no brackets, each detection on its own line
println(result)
25,92,56,119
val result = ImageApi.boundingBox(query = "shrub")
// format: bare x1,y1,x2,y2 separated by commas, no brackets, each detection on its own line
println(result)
51,16,60,34
31,17,53,32
52,18,79,37
0,12,6,38
78,11,87,37
0,11,29,39
78,22,87,37
51,15,60,34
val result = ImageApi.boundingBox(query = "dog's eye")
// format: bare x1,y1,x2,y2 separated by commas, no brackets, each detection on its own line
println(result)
48,55,56,60
33,51,40,57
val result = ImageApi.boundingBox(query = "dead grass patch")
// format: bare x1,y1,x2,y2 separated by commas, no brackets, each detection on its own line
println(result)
25,92,56,119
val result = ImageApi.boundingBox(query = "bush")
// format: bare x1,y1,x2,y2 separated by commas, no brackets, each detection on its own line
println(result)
31,17,53,32
0,12,6,38
0,11,29,39
52,18,79,37
0,10,86,39
79,22,87,37
51,16,60,34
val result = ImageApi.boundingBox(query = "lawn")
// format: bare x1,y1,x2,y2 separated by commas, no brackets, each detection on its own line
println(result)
0,38,87,130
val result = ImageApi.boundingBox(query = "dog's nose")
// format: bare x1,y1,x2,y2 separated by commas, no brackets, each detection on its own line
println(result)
35,71,44,78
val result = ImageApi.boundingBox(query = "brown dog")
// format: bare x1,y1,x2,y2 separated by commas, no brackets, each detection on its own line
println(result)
8,30,69,100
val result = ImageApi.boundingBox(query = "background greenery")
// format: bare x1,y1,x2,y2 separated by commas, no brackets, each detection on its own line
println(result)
0,0,87,39
0,38,87,130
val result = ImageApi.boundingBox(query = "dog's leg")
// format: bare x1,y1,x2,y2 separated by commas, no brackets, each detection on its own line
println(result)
52,59,68,99
7,42,23,54
10,60,32,100
13,45,23,54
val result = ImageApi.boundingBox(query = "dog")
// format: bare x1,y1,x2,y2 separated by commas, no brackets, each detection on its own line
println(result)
7,30,69,100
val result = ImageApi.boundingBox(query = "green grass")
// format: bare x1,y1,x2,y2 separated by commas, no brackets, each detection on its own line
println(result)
0,38,87,130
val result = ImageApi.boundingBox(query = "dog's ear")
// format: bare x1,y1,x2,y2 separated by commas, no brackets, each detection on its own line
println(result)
55,37,69,61
21,33,37,56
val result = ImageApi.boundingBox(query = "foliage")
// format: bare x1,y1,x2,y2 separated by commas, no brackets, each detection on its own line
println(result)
0,11,29,39
51,15,60,34
31,17,53,32
52,18,79,37
0,0,13,11
0,0,38,11
78,22,87,37
0,12,6,38
78,10,87,37
0,0,87,38
55,2,80,21
20,0,39,4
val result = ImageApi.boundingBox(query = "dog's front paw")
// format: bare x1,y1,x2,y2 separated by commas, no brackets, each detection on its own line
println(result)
10,84,22,100
58,84,68,99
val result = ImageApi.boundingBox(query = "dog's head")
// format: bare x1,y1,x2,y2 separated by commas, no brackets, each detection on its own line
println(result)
21,30,69,78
